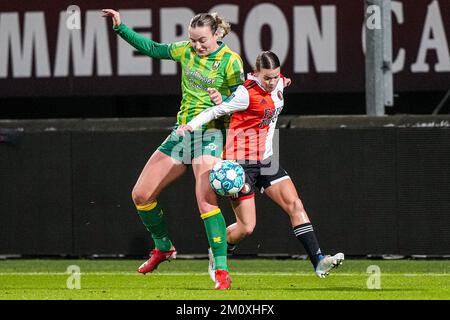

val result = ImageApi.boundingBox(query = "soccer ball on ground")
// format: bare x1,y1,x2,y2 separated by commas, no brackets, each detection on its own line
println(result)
209,160,245,196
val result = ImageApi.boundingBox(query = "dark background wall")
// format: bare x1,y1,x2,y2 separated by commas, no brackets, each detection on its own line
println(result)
0,91,448,120
1,116,449,257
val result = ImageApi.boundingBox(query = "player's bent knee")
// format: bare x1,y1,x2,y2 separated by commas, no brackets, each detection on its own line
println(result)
196,188,218,205
131,188,156,207
286,198,305,217
197,196,219,214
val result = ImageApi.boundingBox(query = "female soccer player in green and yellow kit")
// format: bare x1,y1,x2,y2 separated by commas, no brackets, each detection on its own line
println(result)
103,9,244,290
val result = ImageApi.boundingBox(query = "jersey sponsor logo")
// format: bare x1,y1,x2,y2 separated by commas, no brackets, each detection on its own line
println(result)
260,108,275,127
260,106,283,127
188,79,208,91
185,66,215,86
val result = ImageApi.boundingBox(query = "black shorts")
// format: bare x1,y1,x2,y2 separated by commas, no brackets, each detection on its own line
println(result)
233,159,290,201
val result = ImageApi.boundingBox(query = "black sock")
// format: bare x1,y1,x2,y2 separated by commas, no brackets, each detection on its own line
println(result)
227,242,237,254
293,223,323,268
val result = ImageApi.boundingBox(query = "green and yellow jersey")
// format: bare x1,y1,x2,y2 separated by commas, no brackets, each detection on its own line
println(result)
114,23,244,129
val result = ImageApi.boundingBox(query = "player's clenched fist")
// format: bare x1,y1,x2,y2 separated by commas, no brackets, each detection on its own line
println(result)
102,9,121,27
176,125,193,137
208,88,222,105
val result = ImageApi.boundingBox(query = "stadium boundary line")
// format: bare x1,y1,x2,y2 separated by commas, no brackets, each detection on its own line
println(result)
0,272,449,276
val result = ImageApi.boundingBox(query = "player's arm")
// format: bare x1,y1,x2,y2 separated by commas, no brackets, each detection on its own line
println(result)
176,86,249,136
103,9,172,60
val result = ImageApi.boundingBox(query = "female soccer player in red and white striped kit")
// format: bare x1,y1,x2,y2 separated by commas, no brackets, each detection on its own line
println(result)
177,51,344,280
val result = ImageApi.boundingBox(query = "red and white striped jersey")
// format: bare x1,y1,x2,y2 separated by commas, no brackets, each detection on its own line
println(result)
187,73,285,161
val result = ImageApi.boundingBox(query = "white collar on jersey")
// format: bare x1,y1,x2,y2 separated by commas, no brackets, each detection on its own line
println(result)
246,72,281,92
246,73,262,88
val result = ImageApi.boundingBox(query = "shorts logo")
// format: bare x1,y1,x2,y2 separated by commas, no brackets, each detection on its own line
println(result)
206,143,217,151
213,237,222,243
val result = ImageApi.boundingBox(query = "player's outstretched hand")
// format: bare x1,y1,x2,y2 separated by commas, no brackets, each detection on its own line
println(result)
102,9,121,27
208,88,222,105
176,125,193,137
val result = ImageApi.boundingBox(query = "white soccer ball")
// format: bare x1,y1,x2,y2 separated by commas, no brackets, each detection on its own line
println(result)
209,160,245,196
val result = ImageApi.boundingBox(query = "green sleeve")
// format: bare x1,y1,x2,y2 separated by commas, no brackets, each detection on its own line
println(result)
113,23,172,60
168,41,190,62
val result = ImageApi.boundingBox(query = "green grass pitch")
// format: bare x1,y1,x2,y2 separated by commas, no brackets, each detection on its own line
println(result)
0,259,449,300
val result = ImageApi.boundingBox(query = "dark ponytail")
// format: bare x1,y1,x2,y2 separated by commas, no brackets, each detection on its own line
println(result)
255,51,280,71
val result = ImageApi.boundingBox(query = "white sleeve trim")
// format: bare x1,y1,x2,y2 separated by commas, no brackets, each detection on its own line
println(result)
187,86,249,130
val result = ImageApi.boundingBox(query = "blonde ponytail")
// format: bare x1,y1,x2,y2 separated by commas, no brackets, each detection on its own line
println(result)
190,12,231,39
210,12,231,39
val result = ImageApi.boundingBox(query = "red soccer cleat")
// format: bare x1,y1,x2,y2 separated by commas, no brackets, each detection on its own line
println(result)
137,247,177,274
214,269,231,290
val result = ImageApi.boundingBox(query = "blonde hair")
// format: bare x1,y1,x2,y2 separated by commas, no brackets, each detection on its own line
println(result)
190,12,231,39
